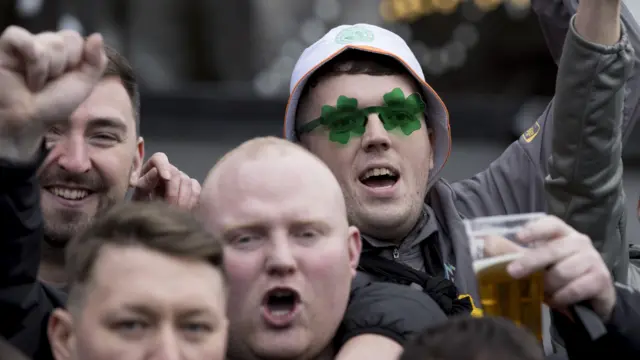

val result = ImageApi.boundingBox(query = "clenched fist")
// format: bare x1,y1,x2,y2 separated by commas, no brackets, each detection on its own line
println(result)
0,26,107,160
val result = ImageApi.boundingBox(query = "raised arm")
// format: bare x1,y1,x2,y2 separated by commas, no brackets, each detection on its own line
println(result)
452,0,633,282
0,26,107,358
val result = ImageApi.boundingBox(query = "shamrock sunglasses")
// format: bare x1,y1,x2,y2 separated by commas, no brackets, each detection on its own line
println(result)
296,88,427,144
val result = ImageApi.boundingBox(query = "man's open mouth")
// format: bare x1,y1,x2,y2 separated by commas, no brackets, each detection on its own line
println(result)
261,287,301,327
359,167,399,188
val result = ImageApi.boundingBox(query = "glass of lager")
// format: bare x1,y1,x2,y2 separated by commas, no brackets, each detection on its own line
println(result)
463,213,545,341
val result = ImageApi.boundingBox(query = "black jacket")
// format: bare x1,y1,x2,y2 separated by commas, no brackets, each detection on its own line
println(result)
0,146,63,360
556,283,640,359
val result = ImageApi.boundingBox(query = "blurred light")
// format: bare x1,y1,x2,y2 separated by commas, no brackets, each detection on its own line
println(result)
314,0,342,23
426,51,446,75
281,39,306,59
473,0,502,12
504,0,531,19
461,0,486,22
453,23,479,47
393,23,414,43
254,71,280,97
433,0,461,15
15,0,43,17
300,18,327,45
411,41,429,60
273,56,296,75
379,0,532,22
58,14,85,35
445,41,467,68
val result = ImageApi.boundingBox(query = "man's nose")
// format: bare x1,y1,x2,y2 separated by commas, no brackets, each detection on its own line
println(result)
152,328,181,360
265,235,297,277
361,113,391,153
55,137,91,173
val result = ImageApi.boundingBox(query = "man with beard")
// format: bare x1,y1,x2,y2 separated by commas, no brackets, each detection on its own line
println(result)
282,0,632,353
37,41,200,287
0,27,198,359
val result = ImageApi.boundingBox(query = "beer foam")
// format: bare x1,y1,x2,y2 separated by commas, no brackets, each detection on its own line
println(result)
473,252,523,274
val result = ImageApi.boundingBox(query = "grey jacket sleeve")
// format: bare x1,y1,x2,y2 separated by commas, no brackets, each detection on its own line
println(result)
532,0,640,146
451,18,634,280
545,18,633,282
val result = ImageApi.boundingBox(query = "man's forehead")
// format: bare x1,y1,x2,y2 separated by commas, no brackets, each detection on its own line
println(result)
87,246,225,305
308,74,419,107
69,78,135,129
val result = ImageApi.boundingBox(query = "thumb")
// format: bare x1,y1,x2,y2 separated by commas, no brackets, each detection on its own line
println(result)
79,33,108,79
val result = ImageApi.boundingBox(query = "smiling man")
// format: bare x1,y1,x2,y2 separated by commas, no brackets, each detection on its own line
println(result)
0,26,200,360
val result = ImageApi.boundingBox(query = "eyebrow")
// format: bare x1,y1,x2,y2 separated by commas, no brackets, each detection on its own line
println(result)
86,117,128,133
119,305,215,319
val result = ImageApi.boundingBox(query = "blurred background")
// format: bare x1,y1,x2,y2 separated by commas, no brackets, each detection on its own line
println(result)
2,0,639,241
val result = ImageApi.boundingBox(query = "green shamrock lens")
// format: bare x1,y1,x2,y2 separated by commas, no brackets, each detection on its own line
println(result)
296,88,426,144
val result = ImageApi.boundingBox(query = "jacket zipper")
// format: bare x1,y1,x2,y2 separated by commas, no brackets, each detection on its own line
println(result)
393,247,400,259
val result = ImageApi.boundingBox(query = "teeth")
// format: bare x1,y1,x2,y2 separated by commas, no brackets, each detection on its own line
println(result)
362,167,395,180
271,309,290,316
51,187,89,200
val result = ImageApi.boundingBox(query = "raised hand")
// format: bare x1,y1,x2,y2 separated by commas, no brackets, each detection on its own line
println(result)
0,26,107,160
131,152,202,210
507,215,616,320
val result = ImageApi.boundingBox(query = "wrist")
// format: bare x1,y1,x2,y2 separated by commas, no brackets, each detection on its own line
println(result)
575,0,622,45
0,120,45,164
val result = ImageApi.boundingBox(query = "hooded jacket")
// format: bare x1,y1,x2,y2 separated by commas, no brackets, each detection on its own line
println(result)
283,14,634,356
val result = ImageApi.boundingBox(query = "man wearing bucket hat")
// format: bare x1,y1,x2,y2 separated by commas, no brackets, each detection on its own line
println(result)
283,0,632,327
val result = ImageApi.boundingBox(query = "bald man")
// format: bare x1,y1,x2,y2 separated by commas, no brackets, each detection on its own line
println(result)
196,137,449,360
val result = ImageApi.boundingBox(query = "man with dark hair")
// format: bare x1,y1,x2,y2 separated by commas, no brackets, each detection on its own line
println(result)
0,26,200,359
47,202,228,360
38,34,200,287
283,0,631,353
400,316,544,360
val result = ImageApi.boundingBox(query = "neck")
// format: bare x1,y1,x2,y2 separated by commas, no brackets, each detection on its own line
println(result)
38,239,68,287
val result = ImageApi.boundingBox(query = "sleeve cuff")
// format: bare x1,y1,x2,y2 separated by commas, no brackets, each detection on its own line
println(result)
568,14,630,54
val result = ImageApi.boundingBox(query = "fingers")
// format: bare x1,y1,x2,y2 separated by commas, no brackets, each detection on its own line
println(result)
517,215,573,244
133,167,160,195
157,171,200,210
543,251,593,294
507,232,588,279
0,27,99,93
0,26,38,71
141,153,174,180
189,178,201,209
80,33,107,78
547,263,607,308
483,235,525,258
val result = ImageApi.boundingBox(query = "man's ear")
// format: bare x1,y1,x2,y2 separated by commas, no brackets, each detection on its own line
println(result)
129,136,145,187
347,226,362,278
48,308,76,360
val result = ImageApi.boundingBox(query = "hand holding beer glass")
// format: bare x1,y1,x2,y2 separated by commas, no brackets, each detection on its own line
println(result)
463,213,545,341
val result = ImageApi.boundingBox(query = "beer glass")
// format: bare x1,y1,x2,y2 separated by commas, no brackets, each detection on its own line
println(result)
463,213,545,341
